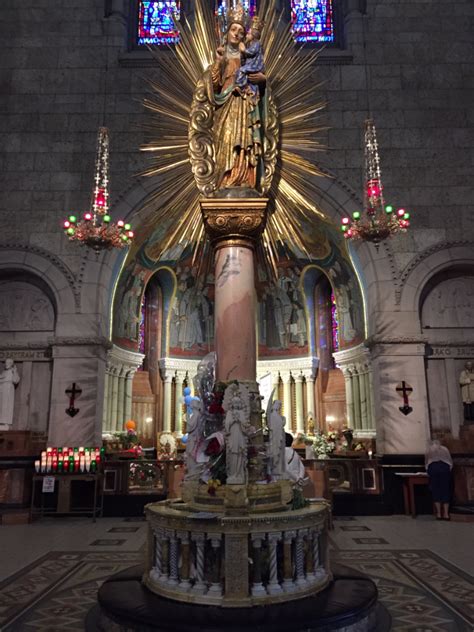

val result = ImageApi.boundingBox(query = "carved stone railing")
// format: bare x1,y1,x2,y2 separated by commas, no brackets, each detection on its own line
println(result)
144,499,330,606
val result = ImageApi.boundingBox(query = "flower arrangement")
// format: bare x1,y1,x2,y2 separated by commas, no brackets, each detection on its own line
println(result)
312,431,336,458
113,429,139,449
296,431,337,458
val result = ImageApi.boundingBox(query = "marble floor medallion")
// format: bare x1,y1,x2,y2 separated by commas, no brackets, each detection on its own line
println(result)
0,549,471,631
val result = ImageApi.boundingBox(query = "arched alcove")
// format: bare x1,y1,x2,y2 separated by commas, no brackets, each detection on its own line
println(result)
420,264,474,437
0,269,56,433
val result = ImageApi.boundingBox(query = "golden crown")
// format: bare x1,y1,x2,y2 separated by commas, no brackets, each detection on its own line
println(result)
250,15,264,32
227,2,246,26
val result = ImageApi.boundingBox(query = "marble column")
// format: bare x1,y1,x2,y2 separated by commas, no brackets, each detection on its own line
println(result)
162,374,173,432
351,365,361,431
281,372,293,431
116,366,125,431
342,367,354,428
214,244,256,382
174,372,184,434
110,367,120,431
124,370,134,422
358,365,368,430
102,369,110,430
305,375,316,428
295,374,305,434
267,532,282,594
200,197,268,383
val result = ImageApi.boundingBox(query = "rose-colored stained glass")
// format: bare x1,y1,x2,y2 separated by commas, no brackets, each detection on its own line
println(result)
330,290,339,352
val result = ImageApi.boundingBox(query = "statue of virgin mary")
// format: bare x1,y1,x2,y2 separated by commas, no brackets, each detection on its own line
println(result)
189,4,278,197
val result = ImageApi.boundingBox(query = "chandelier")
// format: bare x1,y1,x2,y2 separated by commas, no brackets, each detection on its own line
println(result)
341,119,411,247
63,127,133,253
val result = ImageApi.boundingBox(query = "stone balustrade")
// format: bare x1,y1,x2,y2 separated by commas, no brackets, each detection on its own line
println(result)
144,499,330,606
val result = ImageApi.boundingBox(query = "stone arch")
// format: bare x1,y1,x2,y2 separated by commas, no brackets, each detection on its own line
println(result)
398,242,474,315
103,172,391,329
0,244,79,322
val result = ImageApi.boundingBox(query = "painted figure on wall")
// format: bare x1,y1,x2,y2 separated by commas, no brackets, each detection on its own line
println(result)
169,266,214,356
115,264,148,342
258,265,308,356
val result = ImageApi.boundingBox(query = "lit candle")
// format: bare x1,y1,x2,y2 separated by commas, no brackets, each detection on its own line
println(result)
368,449,373,459
35,460,40,473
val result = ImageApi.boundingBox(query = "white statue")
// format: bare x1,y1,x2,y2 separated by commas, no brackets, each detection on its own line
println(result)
268,399,286,478
185,398,205,480
223,384,252,485
0,358,20,429
460,361,474,421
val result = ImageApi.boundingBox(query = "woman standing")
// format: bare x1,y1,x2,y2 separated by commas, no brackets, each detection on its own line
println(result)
425,440,453,521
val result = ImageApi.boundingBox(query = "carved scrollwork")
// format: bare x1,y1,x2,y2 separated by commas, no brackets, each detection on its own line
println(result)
189,71,279,197
261,93,279,195
200,199,269,245
189,73,217,196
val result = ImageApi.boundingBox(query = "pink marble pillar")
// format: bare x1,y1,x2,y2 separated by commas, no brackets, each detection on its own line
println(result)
214,243,256,382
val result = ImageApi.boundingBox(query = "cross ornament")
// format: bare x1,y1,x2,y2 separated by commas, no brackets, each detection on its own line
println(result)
396,381,413,416
65,382,82,417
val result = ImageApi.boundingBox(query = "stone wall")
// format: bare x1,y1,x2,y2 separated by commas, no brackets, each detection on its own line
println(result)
0,0,473,448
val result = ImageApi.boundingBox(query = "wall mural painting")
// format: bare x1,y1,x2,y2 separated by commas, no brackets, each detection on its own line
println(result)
325,259,364,350
257,265,309,358
168,264,215,357
112,212,365,357
113,262,151,349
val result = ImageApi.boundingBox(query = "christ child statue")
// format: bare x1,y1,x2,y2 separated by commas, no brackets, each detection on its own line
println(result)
235,16,265,99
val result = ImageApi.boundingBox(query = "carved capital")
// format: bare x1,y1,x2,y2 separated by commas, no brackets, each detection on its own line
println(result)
200,198,269,248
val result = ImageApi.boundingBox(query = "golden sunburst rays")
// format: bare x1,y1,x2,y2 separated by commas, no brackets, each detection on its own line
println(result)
136,0,329,274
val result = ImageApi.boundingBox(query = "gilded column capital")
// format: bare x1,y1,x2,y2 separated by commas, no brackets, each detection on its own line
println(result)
200,197,269,249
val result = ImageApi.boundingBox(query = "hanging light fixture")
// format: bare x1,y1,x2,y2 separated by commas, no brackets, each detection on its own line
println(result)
340,11,411,249
63,127,133,253
62,17,132,254
340,119,411,247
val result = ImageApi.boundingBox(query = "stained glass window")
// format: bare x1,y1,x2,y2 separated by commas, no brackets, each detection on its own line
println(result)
291,0,335,43
137,1,180,46
138,294,147,368
330,291,339,352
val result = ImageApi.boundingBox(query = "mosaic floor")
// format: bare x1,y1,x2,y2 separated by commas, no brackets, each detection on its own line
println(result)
0,516,472,631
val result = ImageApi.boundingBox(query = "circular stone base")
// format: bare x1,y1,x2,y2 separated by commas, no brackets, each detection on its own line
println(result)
86,564,391,632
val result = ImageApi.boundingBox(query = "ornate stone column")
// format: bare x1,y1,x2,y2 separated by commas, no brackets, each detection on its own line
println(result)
341,366,354,428
116,365,125,431
250,535,266,596
124,370,134,422
110,367,120,431
174,371,184,434
200,198,268,383
162,373,173,432
102,367,110,430
104,345,143,435
267,532,283,594
281,371,293,431
334,344,375,434
295,374,305,434
304,373,316,429
282,530,296,590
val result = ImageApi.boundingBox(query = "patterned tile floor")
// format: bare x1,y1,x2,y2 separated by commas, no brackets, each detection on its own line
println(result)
0,515,472,631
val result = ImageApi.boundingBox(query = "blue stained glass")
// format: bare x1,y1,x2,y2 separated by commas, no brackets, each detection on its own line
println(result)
291,0,335,43
138,1,180,45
